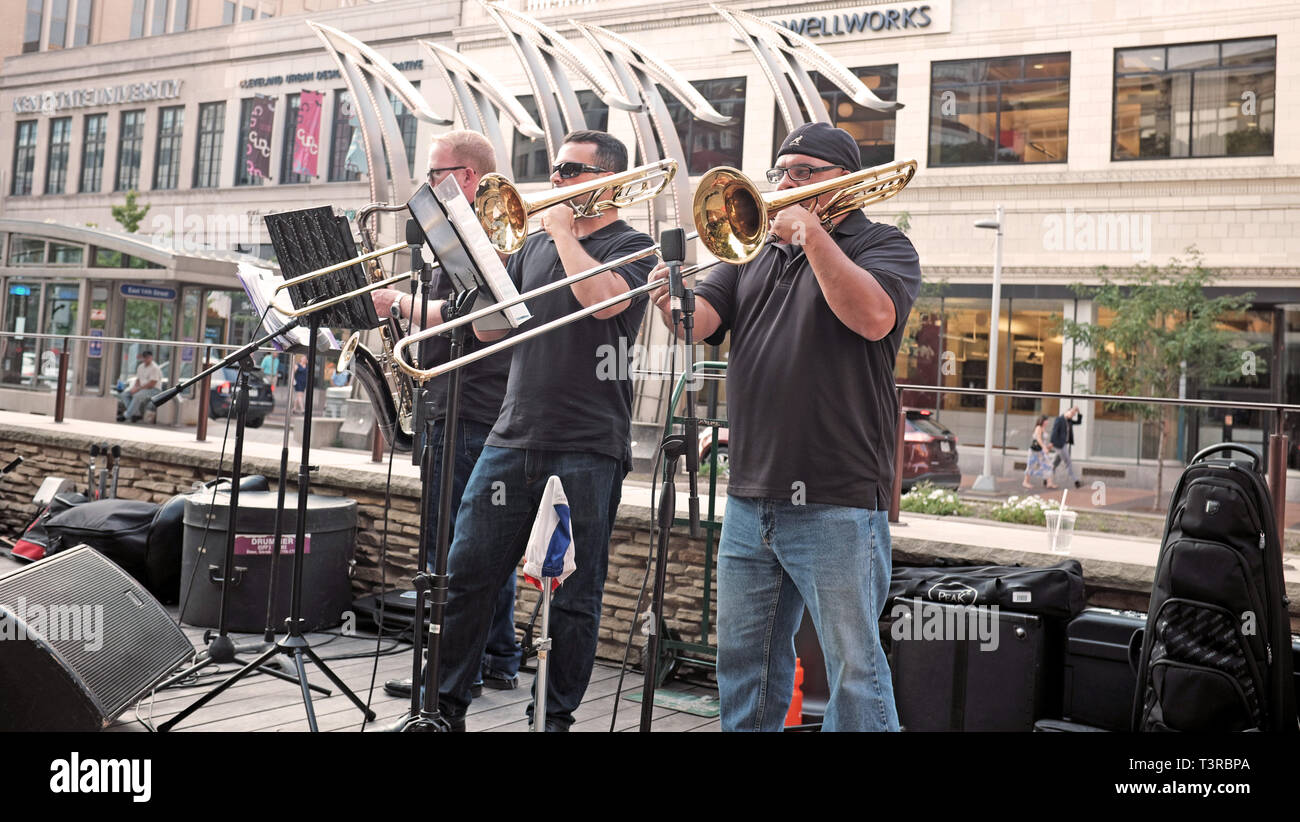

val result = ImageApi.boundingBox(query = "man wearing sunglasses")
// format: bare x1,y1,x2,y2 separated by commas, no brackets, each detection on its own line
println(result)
649,122,921,732
372,130,523,702
432,129,656,731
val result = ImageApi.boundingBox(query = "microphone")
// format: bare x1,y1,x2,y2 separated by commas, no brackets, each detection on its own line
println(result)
407,218,425,268
2,456,23,475
660,227,686,322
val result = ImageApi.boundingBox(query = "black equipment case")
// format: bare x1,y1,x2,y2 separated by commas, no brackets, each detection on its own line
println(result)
1062,607,1146,731
1132,443,1298,732
881,600,1052,731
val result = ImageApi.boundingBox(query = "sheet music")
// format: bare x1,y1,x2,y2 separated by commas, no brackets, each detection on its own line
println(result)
433,175,531,330
237,262,341,351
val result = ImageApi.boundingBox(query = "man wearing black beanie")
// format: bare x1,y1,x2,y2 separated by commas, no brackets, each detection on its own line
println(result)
650,122,920,731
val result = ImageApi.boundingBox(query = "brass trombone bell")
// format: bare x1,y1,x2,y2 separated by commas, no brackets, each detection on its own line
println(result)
475,158,677,255
693,159,918,265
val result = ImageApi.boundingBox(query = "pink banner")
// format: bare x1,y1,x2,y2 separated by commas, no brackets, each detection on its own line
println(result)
293,90,323,177
244,94,275,180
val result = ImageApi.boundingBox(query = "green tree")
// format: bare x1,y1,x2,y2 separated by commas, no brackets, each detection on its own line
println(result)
110,190,151,233
1058,250,1262,507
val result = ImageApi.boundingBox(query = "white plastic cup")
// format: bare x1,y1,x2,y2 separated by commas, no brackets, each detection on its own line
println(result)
1045,509,1078,554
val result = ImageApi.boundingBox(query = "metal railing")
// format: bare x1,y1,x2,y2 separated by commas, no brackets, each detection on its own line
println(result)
0,330,283,441
892,383,1299,538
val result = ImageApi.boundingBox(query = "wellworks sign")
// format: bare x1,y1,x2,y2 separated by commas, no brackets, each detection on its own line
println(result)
777,3,940,38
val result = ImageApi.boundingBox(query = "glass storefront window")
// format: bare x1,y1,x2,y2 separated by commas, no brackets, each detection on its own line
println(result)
1113,37,1275,160
894,296,1065,450
662,77,747,174
2,282,41,386
37,283,79,392
83,285,109,392
9,236,45,265
117,295,175,391
929,53,1070,166
773,65,898,168
511,91,610,183
49,242,84,264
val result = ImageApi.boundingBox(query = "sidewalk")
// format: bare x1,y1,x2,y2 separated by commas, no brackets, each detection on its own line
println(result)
955,471,1300,529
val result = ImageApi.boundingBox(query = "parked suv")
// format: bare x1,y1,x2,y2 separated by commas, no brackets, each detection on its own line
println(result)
209,367,274,427
697,408,961,490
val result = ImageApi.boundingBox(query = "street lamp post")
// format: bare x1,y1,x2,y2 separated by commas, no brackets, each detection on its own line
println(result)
971,205,1004,493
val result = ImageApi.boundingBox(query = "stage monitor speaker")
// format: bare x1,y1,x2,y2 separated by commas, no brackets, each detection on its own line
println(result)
0,545,194,731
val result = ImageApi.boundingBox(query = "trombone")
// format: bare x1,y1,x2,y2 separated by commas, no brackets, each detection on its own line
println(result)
385,160,919,384
694,158,917,264
268,240,418,318
476,158,677,255
390,235,692,384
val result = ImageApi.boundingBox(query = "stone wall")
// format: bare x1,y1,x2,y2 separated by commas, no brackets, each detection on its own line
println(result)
0,426,717,666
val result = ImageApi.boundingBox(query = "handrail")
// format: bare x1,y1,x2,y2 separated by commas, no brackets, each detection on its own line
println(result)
895,382,1300,415
0,330,275,355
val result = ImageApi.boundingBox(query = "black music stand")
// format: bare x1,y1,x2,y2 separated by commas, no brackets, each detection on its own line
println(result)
159,207,380,732
390,182,496,732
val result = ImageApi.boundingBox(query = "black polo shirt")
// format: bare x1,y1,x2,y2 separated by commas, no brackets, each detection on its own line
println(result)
416,267,512,429
693,210,921,509
486,219,656,464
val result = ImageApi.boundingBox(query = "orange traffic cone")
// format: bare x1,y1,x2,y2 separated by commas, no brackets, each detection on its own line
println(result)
785,658,804,727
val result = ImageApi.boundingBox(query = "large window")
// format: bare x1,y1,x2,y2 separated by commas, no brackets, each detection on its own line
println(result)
23,0,42,53
329,90,361,182
151,0,169,35
773,65,898,168
81,113,107,192
194,101,225,188
280,93,310,184
130,0,146,38
173,0,191,32
49,0,70,49
929,54,1070,166
12,121,38,196
73,0,91,46
153,105,183,189
234,97,264,186
115,109,145,191
1113,38,1275,160
46,118,72,194
511,91,610,182
222,1,235,25
387,85,420,177
663,78,747,174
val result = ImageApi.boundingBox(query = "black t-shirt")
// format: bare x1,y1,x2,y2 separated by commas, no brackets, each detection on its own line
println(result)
415,267,512,428
693,210,921,509
486,219,656,464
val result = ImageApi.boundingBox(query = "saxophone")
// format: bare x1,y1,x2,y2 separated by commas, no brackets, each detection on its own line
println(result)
338,202,419,452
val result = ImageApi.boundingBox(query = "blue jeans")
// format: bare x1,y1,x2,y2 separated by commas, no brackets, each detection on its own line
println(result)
116,387,159,419
716,497,899,732
436,445,624,729
422,417,520,680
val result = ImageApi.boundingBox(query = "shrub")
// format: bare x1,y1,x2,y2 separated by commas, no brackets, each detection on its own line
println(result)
990,494,1062,526
900,481,969,516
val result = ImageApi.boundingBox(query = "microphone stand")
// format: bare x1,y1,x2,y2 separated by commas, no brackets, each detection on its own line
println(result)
392,285,478,732
640,232,701,731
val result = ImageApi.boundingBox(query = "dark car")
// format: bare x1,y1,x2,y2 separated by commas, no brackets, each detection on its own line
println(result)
209,367,274,427
901,409,961,491
696,408,961,491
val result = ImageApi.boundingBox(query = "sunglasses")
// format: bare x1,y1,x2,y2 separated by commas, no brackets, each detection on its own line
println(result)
552,161,609,179
427,166,467,184
765,164,842,184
